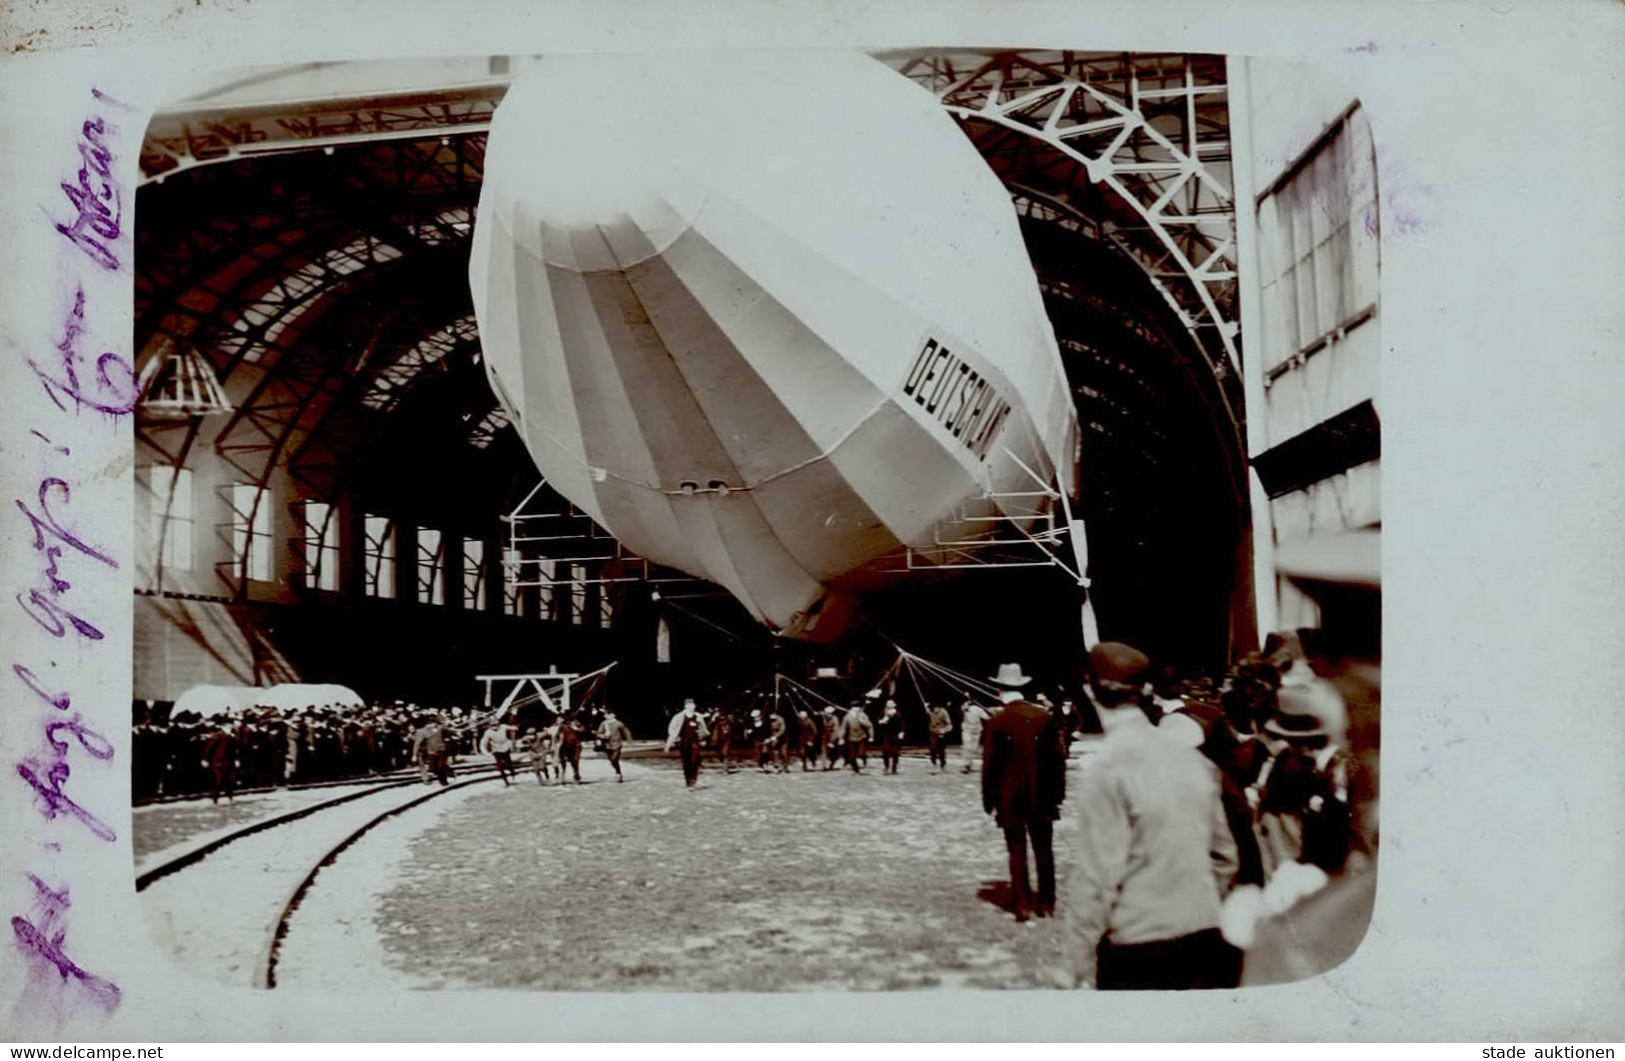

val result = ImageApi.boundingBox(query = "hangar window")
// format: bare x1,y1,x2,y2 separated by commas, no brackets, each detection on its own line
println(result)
567,565,587,626
463,538,486,611
1256,104,1379,373
501,549,524,617
230,483,273,582
538,559,557,620
301,501,340,591
599,586,614,629
417,528,446,605
149,465,193,572
364,515,396,598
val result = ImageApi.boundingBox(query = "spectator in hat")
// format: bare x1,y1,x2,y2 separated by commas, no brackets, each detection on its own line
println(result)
1061,641,1239,989
201,715,240,804
1250,673,1353,881
981,662,1067,923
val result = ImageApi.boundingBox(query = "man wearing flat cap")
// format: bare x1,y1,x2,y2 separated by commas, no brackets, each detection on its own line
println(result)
1061,641,1240,989
981,661,1067,923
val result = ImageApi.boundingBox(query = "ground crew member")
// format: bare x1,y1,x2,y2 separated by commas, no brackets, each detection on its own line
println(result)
768,711,791,773
665,698,710,788
797,709,822,771
480,719,517,786
821,706,842,770
711,708,735,774
841,702,874,773
927,702,954,772
556,713,585,784
596,709,633,782
878,701,905,774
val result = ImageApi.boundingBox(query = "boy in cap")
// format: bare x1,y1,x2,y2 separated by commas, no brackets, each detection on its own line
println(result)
1061,642,1239,989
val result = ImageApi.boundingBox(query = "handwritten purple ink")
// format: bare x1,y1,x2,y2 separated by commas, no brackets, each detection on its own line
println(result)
50,113,123,272
13,664,71,711
14,758,116,842
29,430,70,455
14,477,117,642
11,876,121,1014
27,288,139,418
8,86,131,1023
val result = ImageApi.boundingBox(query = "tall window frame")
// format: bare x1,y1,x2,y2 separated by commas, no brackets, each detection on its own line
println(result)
1255,103,1380,376
364,515,396,599
230,483,273,583
301,500,340,592
149,465,194,572
417,528,446,606
463,537,486,611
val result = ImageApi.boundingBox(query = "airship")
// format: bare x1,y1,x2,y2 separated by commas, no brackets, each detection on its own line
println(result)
470,50,1080,641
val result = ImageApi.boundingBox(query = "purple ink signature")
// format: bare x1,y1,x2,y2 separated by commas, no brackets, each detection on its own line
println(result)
9,88,135,1021
49,107,125,272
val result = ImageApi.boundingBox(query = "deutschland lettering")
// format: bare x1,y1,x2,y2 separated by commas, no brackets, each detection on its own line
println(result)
901,337,1013,461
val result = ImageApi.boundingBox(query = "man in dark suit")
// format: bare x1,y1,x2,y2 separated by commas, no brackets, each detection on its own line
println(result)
982,662,1067,923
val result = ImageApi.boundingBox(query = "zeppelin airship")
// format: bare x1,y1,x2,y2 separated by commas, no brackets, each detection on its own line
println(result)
469,50,1080,640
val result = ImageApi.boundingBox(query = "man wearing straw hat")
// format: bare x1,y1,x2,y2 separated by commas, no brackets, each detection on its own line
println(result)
981,662,1067,922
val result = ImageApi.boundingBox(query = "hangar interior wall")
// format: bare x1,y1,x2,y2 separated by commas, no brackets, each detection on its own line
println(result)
1235,58,1383,632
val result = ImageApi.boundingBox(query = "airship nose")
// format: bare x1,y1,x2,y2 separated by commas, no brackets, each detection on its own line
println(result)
486,71,709,269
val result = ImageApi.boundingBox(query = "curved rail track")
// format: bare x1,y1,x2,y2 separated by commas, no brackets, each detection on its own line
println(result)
134,762,507,891
260,771,504,988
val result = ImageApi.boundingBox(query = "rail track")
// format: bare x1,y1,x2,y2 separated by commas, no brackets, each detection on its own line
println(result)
261,771,503,988
134,761,506,891
134,764,519,989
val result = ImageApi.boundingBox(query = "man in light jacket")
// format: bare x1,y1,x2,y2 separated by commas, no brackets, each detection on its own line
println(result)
665,699,710,789
1061,642,1240,990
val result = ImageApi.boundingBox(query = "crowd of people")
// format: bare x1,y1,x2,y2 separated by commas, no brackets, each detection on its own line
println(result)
132,701,532,803
966,633,1377,990
139,624,1373,990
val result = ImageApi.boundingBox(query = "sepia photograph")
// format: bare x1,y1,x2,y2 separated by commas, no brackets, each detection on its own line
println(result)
126,47,1380,994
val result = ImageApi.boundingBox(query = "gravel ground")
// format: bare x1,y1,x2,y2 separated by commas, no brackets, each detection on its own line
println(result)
352,752,1083,991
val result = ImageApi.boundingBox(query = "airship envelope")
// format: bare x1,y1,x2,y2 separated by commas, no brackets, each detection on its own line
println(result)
471,50,1079,639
